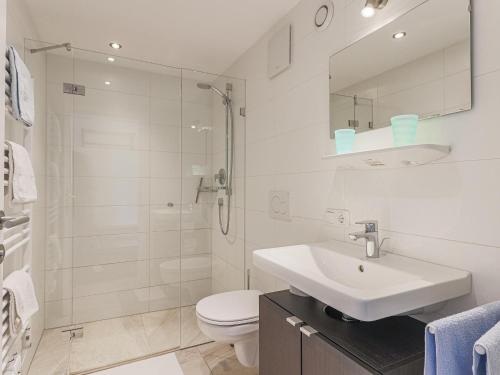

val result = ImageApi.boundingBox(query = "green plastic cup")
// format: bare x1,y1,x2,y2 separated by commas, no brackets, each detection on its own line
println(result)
391,115,419,146
335,129,356,154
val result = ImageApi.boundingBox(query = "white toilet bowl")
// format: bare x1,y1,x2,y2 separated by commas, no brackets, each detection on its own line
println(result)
196,290,262,367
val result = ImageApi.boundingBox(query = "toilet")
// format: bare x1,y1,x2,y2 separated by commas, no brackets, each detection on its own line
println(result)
196,290,262,367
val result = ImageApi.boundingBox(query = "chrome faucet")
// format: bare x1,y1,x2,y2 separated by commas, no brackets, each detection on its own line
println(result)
349,220,381,259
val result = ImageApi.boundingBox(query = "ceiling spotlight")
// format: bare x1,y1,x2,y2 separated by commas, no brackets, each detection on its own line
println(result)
104,81,111,85
361,0,388,18
393,31,407,39
109,42,122,49
107,57,115,62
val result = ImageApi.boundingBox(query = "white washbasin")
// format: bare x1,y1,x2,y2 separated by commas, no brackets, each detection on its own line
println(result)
253,240,471,321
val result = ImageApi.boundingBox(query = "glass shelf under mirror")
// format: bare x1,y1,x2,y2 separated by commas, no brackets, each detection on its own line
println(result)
323,144,451,170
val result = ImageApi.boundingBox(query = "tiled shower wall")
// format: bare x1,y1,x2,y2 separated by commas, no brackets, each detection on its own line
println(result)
226,0,500,320
44,53,214,328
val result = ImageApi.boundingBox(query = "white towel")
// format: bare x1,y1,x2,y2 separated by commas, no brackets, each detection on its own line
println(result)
6,141,38,204
3,270,39,336
4,353,22,375
473,322,500,375
425,302,500,375
7,46,35,127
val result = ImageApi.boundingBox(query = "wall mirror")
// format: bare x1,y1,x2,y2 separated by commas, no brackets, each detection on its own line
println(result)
329,0,471,138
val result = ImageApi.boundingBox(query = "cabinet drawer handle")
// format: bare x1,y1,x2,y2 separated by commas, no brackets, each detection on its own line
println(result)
286,316,304,327
300,325,318,337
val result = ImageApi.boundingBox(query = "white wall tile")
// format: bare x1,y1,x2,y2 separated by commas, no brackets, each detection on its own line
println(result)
150,151,181,178
45,299,73,329
150,231,181,259
181,255,211,282
150,205,181,232
74,206,149,236
45,269,72,302
181,229,211,256
74,89,148,123
73,261,148,297
149,258,181,286
150,178,181,205
73,233,148,267
45,238,72,270
75,149,149,178
181,279,212,306
74,177,149,206
149,285,181,311
73,288,149,324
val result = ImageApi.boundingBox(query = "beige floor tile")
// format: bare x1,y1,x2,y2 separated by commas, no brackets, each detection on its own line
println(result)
69,314,149,374
27,329,71,375
176,347,211,375
210,355,259,375
141,309,181,354
198,343,259,375
181,306,210,348
197,342,234,369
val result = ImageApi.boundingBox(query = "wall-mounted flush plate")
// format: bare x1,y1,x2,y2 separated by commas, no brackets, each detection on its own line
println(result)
326,209,349,227
269,191,291,221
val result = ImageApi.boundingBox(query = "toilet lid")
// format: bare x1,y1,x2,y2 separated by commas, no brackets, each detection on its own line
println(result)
196,290,262,326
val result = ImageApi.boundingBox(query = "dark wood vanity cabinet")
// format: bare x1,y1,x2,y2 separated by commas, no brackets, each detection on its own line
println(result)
260,291,426,375
302,332,372,375
259,294,301,375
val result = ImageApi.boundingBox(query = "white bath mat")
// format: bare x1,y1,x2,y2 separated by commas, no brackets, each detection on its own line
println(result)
92,353,184,375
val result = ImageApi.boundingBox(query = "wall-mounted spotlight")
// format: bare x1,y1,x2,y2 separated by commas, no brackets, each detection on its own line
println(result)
361,0,388,18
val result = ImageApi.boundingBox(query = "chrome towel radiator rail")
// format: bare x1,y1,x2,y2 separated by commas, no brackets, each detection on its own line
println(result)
4,50,13,117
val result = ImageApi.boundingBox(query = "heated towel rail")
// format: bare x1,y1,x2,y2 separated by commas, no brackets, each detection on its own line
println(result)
4,50,13,118
2,47,34,373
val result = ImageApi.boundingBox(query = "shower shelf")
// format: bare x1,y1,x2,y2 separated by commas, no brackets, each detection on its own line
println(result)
322,144,451,170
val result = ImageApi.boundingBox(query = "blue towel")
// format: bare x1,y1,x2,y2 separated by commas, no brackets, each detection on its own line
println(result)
425,302,500,375
473,322,500,375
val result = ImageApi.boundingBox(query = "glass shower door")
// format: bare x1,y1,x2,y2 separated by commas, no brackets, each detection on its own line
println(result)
45,47,184,373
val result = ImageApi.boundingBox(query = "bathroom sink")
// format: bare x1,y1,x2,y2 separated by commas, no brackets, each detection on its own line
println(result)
253,241,471,321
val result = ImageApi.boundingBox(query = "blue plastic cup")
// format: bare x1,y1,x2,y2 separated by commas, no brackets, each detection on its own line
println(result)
391,114,419,146
335,129,356,154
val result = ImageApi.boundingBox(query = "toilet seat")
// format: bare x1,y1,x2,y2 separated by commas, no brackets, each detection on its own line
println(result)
196,290,262,326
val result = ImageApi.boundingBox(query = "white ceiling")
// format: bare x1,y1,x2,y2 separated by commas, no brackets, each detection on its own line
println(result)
23,0,302,74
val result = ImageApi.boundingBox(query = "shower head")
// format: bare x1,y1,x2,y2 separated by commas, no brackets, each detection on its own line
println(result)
197,82,227,101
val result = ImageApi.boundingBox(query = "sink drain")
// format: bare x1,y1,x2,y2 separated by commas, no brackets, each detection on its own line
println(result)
358,265,365,272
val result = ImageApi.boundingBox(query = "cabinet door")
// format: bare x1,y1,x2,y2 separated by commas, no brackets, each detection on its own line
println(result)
259,296,302,375
301,327,376,375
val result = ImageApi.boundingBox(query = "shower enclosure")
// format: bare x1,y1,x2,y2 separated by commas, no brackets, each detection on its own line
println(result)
28,40,246,374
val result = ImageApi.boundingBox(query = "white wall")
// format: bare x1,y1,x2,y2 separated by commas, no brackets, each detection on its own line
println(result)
5,0,46,372
226,0,500,321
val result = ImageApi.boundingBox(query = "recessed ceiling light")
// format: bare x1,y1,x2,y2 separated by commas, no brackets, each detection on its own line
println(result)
109,42,122,49
104,81,111,85
361,5,375,17
107,57,115,62
361,0,388,18
393,31,407,39
191,125,196,129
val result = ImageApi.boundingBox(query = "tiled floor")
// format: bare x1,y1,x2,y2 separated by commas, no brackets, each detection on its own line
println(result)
176,342,259,375
28,306,210,375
